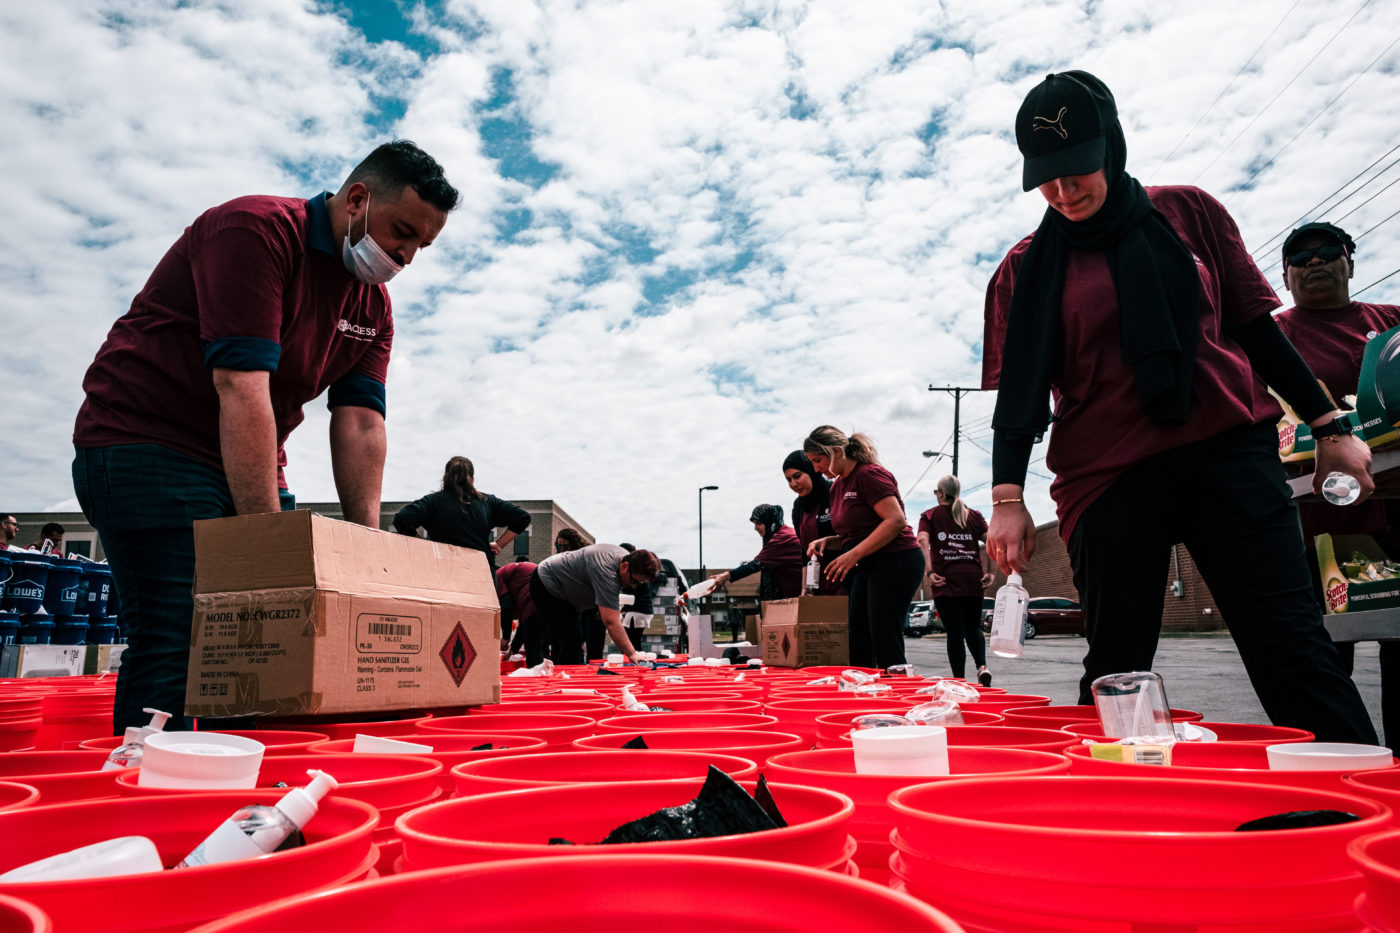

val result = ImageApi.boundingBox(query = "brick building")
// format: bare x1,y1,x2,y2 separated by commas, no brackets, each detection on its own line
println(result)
988,521,1226,633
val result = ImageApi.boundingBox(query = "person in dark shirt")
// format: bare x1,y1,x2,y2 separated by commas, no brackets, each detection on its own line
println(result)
709,504,805,600
983,71,1374,742
496,559,537,653
918,475,993,684
1275,220,1400,752
783,451,844,594
392,456,531,570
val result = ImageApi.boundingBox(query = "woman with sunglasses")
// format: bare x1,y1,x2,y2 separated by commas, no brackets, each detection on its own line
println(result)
803,426,923,669
983,71,1375,743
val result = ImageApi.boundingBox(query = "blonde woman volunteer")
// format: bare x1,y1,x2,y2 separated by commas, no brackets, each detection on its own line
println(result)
803,426,924,669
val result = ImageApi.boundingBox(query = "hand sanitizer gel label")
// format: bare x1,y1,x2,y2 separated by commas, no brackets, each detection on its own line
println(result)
178,820,263,868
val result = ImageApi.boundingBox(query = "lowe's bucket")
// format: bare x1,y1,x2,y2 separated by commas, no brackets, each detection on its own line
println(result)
1,557,47,616
180,854,967,933
50,616,88,646
0,611,19,646
39,559,81,618
80,564,112,620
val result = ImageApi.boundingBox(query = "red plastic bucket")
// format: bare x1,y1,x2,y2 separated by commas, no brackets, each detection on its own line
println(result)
813,710,1006,747
888,775,1388,931
942,725,1079,753
31,690,114,750
0,792,377,933
998,704,1201,730
571,729,807,765
1066,741,1397,791
1062,719,1312,744
954,694,1050,715
254,713,430,741
182,854,966,933
0,750,120,803
1344,769,1400,825
397,778,854,873
466,700,614,717
418,712,595,748
308,733,548,792
1349,830,1400,933
79,729,332,756
451,749,758,796
765,698,911,743
0,781,40,812
767,746,1069,877
594,712,779,733
617,697,763,713
0,696,43,752
0,894,50,933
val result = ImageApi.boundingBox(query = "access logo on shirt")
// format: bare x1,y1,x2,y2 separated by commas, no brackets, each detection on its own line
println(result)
336,319,378,341
937,532,947,541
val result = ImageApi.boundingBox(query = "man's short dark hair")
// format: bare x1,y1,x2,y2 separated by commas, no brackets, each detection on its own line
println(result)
39,522,63,538
621,549,661,582
346,140,460,213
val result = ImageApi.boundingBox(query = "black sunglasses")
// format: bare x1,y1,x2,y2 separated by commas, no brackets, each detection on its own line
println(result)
1286,244,1347,267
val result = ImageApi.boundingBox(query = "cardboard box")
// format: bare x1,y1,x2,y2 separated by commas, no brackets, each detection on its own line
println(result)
1279,323,1400,461
1,645,86,678
84,644,127,675
760,597,849,667
643,613,669,635
185,510,500,718
1316,533,1400,614
744,613,760,645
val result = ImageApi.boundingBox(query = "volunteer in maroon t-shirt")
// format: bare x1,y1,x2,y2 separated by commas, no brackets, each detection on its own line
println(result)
709,504,804,600
918,475,993,684
982,71,1374,744
802,426,923,669
71,141,459,734
782,450,844,595
1275,220,1400,753
496,559,538,652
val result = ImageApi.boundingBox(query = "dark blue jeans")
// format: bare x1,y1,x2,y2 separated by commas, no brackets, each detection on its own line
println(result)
73,445,294,734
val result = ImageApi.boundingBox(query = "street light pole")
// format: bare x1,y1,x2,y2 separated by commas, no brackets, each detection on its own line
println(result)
698,485,718,574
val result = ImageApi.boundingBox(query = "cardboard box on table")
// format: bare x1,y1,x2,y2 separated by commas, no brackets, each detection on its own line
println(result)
185,510,500,719
1316,533,1400,614
84,644,126,675
760,597,849,667
1278,323,1400,462
0,645,85,678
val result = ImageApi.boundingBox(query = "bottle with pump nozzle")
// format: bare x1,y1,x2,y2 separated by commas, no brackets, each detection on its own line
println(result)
175,770,337,869
804,555,821,595
679,578,718,603
102,707,171,771
988,573,1029,659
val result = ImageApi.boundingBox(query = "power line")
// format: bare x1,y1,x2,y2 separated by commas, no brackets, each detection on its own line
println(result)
1258,165,1400,277
1151,0,1301,179
1249,144,1400,261
1225,30,1400,205
1355,266,1400,298
1190,0,1373,187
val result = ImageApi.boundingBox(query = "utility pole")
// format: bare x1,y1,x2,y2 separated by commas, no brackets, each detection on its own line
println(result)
926,386,984,477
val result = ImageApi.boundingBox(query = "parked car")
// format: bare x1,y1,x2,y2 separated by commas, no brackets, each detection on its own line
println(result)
982,595,1085,639
903,600,941,637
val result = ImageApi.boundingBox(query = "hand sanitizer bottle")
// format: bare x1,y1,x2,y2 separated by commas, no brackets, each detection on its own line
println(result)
988,573,1029,659
102,708,171,771
175,770,337,869
804,555,821,594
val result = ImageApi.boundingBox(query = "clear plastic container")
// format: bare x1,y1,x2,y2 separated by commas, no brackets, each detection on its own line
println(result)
989,573,1028,659
1091,671,1176,740
0,836,162,882
176,770,338,869
905,700,965,726
1320,472,1361,506
101,707,171,771
804,556,821,595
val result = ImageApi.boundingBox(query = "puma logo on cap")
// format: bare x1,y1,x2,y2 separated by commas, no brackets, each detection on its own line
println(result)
1033,107,1069,140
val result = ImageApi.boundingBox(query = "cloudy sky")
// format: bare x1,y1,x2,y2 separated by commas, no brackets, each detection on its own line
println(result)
5,0,1400,568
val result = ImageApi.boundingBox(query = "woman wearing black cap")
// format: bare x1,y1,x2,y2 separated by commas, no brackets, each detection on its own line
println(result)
983,70,1376,743
709,505,804,600
783,450,844,595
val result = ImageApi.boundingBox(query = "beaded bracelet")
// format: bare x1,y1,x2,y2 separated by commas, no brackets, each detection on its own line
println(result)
992,497,1024,506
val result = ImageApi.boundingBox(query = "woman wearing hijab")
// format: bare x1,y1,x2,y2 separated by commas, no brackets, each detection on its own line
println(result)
803,426,924,669
783,451,844,595
983,70,1375,743
918,475,993,685
709,504,804,600
393,456,531,570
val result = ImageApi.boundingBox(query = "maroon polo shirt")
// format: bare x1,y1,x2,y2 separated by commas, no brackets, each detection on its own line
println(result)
982,186,1282,540
496,561,538,623
1276,301,1400,542
829,462,919,556
74,193,391,469
919,505,987,597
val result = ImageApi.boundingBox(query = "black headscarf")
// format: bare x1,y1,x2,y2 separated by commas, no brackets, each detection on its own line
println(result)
782,450,830,527
992,86,1201,442
749,504,784,541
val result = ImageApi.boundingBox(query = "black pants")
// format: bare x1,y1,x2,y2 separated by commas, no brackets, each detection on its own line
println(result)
1067,422,1377,744
583,609,606,661
527,571,584,666
847,547,924,669
934,593,987,679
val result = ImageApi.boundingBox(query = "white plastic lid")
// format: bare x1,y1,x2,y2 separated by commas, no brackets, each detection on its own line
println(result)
352,733,433,755
850,725,948,759
1265,742,1394,771
687,657,705,666
747,658,764,667
704,657,725,666
276,769,338,830
606,653,625,664
138,732,266,789
1007,572,1022,585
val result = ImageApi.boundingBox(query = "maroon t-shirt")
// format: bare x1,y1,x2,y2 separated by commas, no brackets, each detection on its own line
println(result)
74,193,392,469
829,463,919,555
495,561,537,623
982,186,1283,540
918,505,987,597
1276,301,1400,542
755,525,805,598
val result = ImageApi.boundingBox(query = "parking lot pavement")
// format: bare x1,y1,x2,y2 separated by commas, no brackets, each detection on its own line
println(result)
902,632,1385,740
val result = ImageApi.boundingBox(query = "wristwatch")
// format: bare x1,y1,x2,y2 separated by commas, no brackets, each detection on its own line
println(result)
1311,416,1350,439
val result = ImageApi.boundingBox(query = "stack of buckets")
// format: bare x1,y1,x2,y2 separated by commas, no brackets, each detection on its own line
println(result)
0,550,117,646
7,663,1400,932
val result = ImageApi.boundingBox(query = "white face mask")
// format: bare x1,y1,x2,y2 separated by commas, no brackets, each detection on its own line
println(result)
342,194,402,284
